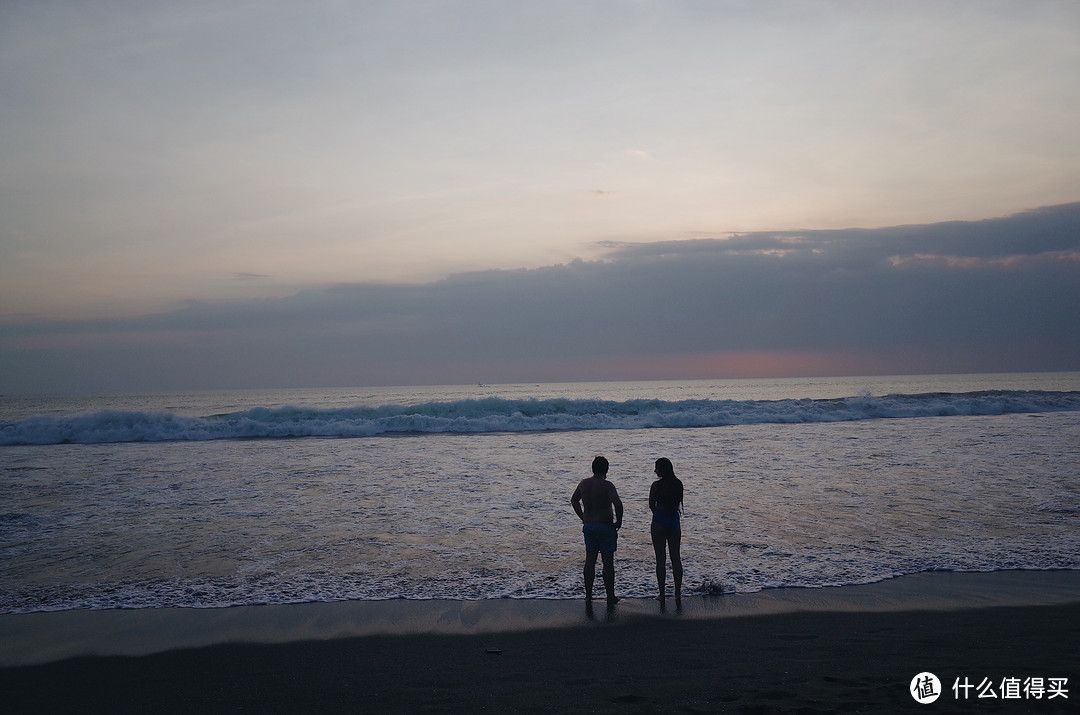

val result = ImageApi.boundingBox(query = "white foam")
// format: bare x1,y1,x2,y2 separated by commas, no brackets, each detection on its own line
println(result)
2,390,1078,445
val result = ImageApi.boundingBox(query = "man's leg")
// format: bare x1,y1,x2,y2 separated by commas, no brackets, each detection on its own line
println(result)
583,551,599,602
601,551,618,604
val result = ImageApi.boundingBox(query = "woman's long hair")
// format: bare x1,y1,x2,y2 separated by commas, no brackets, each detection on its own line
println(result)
655,457,676,480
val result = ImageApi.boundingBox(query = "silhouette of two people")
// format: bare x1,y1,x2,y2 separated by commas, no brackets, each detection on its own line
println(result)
572,456,684,606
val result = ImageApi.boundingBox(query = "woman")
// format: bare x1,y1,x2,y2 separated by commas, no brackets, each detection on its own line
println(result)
649,457,684,603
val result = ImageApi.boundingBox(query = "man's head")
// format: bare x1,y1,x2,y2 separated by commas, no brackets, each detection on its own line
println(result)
592,455,609,477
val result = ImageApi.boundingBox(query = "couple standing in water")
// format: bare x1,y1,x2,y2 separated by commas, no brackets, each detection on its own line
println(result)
570,456,684,605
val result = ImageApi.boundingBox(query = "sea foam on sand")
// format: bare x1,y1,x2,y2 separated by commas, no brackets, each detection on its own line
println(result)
2,570,1079,667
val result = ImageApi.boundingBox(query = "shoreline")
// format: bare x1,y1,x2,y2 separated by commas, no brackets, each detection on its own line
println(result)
3,570,1080,668
1,572,1077,714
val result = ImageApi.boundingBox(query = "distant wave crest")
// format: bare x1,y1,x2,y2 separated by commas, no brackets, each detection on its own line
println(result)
3,390,1079,446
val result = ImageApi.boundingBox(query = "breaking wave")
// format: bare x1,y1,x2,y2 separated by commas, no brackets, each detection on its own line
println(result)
3,390,1079,446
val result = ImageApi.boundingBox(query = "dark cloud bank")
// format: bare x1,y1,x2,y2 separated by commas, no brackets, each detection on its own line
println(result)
3,203,1079,393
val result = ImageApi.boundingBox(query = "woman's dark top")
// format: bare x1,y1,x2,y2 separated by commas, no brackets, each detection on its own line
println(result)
649,477,683,532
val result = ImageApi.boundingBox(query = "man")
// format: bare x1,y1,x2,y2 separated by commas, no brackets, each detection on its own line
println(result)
571,455,624,605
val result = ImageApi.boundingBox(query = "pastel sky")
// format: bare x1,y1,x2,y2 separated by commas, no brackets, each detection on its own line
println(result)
2,1,1079,393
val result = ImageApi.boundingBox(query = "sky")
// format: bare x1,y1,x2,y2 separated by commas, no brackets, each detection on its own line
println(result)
1,0,1079,394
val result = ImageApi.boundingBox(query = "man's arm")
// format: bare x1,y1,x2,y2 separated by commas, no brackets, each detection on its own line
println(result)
610,483,623,530
571,483,585,521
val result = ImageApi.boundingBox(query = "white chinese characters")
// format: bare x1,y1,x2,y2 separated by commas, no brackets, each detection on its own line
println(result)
951,676,1069,700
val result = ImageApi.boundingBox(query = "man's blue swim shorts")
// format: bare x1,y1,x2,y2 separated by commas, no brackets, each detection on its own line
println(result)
582,522,618,554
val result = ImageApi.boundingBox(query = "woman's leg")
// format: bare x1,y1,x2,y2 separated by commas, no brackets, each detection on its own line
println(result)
669,530,683,602
651,523,668,599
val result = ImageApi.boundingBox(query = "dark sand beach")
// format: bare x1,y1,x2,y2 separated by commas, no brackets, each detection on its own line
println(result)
2,572,1078,714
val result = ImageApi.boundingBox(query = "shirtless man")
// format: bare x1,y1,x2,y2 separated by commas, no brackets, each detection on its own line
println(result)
571,455,624,605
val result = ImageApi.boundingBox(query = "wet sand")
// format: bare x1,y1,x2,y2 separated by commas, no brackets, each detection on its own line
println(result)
2,571,1078,713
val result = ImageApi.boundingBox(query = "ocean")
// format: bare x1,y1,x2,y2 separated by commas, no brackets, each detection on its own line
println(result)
2,372,1079,613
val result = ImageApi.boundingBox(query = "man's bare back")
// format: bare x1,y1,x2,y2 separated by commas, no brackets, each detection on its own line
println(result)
572,476,622,525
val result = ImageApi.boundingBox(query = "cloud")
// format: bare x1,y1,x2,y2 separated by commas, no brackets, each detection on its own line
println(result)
1,203,1078,393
